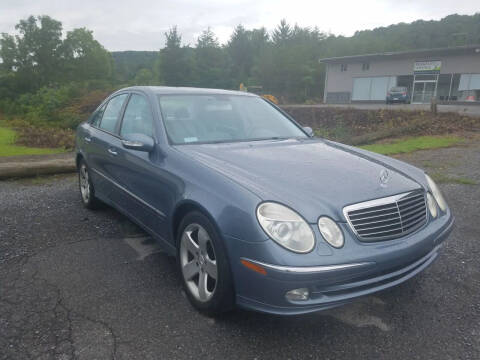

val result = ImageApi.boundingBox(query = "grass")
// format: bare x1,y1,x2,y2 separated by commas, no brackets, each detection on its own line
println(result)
360,136,462,155
430,172,477,185
0,127,66,157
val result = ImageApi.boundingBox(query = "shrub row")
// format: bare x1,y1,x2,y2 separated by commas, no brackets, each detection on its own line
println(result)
282,106,480,144
0,81,112,130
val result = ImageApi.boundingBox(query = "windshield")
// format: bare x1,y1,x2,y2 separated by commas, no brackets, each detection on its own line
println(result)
158,95,307,144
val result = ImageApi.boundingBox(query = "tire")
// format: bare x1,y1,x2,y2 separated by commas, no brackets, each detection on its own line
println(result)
78,159,101,209
177,211,235,315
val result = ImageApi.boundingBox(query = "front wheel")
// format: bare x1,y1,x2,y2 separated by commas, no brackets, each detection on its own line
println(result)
177,211,234,315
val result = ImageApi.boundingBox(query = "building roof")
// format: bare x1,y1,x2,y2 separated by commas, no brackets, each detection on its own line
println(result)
319,44,480,64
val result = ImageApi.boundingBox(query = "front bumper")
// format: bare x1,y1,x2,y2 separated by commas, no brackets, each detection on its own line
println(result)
229,214,454,315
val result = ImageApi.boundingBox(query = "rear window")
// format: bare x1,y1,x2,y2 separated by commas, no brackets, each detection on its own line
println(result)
390,87,406,92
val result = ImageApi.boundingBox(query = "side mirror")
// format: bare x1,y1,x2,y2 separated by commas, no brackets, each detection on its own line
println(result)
303,126,314,137
121,133,155,152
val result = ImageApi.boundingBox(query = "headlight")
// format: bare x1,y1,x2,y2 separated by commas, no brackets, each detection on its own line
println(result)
256,202,315,253
425,174,447,211
318,217,344,248
426,192,438,218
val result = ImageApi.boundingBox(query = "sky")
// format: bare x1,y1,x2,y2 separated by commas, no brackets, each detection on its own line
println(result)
0,0,478,51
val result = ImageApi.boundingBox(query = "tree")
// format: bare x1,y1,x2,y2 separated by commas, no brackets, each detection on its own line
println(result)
194,28,229,88
61,28,113,83
196,27,219,48
272,19,292,46
226,25,254,86
159,26,196,86
133,68,156,85
0,15,114,97
0,34,17,73
111,51,158,83
165,26,182,48
15,15,63,88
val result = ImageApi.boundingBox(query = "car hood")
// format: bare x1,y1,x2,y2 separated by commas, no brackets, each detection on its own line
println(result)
176,138,424,223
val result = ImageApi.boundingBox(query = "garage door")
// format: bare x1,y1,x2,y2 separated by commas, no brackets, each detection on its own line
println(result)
352,76,396,101
459,74,480,91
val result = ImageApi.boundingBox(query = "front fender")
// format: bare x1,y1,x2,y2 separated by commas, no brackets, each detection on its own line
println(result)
166,148,268,244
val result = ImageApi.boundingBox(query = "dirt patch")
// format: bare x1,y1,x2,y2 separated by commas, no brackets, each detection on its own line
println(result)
393,135,480,186
14,125,75,149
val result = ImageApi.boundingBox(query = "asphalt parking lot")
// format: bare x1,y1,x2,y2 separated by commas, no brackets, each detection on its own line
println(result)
1,140,479,360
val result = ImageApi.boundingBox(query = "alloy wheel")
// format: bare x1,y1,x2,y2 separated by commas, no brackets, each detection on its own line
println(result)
180,223,218,302
79,164,90,203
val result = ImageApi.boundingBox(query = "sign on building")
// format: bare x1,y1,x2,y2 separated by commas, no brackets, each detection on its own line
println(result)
414,61,441,74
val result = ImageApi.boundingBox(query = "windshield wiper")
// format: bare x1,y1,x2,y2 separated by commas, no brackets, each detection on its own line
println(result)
181,136,299,145
248,136,292,142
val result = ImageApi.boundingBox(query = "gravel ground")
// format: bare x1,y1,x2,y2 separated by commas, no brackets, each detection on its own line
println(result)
1,141,479,360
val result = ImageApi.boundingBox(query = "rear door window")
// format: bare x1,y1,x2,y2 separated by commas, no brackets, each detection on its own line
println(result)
90,104,106,127
99,94,128,134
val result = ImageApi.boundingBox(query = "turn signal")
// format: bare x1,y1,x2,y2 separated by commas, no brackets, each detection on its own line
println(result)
241,259,267,275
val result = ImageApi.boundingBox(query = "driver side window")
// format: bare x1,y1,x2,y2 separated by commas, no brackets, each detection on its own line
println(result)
120,94,154,138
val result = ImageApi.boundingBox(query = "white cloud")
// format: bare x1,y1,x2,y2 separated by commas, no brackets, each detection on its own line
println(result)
0,0,478,50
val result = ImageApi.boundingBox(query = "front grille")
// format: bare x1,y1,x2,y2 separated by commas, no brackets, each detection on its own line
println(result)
344,191,427,241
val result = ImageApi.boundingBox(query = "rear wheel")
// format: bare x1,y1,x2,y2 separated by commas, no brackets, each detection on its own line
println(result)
78,160,101,209
177,211,234,315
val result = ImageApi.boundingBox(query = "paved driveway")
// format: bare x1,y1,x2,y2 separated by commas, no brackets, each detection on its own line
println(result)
1,141,479,360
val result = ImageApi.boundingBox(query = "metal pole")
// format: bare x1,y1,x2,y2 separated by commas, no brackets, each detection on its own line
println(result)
411,74,416,103
448,73,453,101
323,63,328,104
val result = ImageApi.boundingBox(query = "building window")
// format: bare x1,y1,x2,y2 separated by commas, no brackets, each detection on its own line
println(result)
362,63,370,71
458,73,480,101
340,64,348,72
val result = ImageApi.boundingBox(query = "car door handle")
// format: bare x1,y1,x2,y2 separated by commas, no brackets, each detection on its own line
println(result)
84,136,92,143
108,148,118,156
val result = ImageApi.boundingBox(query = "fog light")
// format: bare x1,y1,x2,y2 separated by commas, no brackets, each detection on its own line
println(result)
285,288,310,301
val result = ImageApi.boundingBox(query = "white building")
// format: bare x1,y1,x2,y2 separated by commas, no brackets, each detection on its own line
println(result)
320,45,480,104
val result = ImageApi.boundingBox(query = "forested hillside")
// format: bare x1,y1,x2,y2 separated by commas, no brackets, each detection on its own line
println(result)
111,51,158,84
0,13,479,133
321,13,480,57
113,13,480,102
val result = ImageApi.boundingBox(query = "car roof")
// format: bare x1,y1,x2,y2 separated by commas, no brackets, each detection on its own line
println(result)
117,86,257,97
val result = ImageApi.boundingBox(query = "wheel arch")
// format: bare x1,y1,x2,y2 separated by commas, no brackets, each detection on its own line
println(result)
75,153,84,169
172,199,237,308
171,200,223,247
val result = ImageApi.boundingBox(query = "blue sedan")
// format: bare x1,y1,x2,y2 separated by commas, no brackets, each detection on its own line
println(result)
75,86,454,315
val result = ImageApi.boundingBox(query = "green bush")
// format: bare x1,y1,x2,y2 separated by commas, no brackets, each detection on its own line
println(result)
0,82,112,129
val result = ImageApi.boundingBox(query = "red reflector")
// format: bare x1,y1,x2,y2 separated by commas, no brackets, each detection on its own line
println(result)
241,259,267,275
